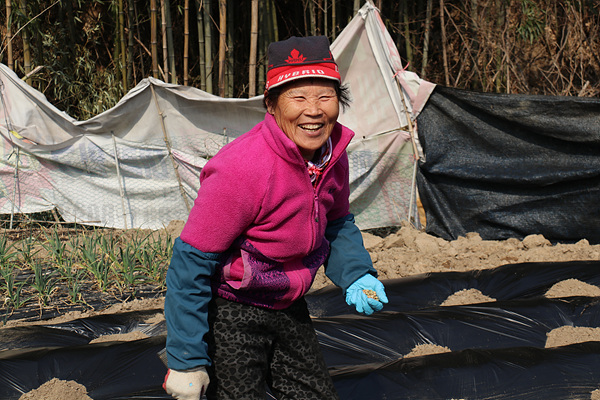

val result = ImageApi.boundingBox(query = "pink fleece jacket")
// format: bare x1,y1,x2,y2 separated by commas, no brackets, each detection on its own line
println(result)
179,112,354,309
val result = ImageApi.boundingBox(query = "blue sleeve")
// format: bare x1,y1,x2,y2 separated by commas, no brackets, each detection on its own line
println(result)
324,213,377,293
165,237,222,370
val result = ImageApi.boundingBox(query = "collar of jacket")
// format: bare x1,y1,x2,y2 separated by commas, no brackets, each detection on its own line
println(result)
262,112,355,167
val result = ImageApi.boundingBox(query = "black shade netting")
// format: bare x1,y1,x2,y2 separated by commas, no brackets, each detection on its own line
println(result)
416,85,600,243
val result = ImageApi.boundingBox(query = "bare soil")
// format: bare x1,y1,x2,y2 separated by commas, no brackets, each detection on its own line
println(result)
10,222,600,399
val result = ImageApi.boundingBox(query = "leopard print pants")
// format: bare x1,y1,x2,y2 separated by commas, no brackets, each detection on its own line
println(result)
205,296,340,400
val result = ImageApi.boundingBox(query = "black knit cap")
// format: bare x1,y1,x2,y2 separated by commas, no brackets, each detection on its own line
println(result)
265,36,341,91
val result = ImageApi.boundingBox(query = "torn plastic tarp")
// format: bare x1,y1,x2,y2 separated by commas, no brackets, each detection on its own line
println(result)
1,260,600,399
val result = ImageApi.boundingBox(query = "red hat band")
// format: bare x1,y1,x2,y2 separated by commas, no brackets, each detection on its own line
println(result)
266,62,341,90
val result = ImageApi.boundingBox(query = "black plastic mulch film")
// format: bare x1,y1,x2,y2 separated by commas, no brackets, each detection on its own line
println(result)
416,85,600,244
1,260,600,399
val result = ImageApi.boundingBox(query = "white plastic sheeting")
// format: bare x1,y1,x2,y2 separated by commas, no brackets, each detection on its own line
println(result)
0,2,434,230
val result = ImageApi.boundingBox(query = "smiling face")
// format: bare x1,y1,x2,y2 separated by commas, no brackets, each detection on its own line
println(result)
266,79,340,161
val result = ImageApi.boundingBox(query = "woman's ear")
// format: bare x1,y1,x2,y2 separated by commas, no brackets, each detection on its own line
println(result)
265,94,274,115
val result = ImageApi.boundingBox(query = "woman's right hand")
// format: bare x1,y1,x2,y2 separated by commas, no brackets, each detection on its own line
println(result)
345,274,389,315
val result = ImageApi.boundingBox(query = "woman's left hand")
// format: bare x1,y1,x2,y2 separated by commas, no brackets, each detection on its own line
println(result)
345,274,389,315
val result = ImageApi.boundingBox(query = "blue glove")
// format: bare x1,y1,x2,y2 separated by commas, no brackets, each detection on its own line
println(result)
345,274,388,315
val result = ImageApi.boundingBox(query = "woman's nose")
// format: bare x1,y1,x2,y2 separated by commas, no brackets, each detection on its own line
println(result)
304,99,322,115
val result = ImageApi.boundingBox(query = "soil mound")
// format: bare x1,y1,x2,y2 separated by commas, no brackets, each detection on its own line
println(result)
441,288,496,306
18,378,92,400
545,279,600,298
405,343,451,358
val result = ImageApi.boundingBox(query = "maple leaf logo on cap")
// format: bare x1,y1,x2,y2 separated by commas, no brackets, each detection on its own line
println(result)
286,49,306,64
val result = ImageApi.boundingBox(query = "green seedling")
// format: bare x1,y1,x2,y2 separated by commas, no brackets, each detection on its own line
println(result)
137,246,167,288
0,235,16,265
1,263,31,310
30,260,58,307
16,236,39,265
115,244,146,295
84,255,113,293
42,228,69,264
78,233,111,291
66,268,87,305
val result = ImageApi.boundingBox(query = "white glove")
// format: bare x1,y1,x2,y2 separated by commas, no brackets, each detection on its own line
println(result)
163,367,210,400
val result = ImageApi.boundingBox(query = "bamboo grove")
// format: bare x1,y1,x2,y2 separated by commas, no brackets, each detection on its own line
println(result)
1,0,600,120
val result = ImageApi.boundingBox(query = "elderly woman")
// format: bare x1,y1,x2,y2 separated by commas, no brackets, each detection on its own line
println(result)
163,35,388,400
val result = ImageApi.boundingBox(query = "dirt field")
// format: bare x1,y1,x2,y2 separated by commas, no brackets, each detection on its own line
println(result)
7,221,600,399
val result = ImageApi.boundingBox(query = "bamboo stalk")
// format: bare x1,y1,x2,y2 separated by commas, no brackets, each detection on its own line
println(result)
249,0,258,97
324,0,328,39
66,1,75,58
151,0,159,78
6,0,13,70
184,0,190,85
302,0,308,34
203,0,213,93
196,0,207,91
494,0,504,93
402,0,413,68
128,0,135,84
309,0,316,35
331,0,336,39
420,0,432,78
119,0,127,91
270,0,278,42
218,0,226,97
257,0,266,92
161,0,169,80
165,0,176,83
317,0,322,35
150,85,191,213
226,0,233,96
440,0,450,85
19,0,31,84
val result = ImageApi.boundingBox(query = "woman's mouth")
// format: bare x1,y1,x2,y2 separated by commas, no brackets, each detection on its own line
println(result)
299,123,324,133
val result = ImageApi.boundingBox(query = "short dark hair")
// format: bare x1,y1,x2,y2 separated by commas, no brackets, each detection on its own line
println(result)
263,79,352,112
